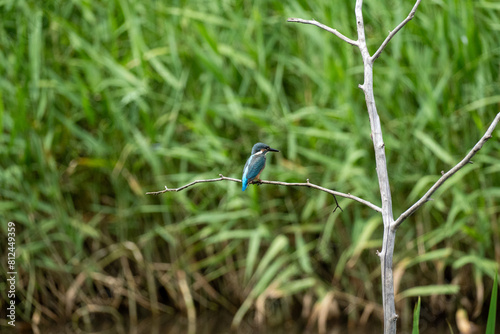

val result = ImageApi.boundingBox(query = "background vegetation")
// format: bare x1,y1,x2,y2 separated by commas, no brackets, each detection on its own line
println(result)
0,0,499,332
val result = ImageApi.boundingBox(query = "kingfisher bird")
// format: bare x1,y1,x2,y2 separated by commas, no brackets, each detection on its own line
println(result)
242,143,279,191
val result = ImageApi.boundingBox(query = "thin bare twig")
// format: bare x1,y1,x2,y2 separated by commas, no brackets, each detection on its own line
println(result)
393,112,500,230
370,0,422,62
287,18,358,46
146,174,382,213
146,176,232,194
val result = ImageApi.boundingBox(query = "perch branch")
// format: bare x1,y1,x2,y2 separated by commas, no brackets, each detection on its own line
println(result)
393,112,500,230
146,174,382,213
371,0,422,62
287,18,358,46
146,176,233,194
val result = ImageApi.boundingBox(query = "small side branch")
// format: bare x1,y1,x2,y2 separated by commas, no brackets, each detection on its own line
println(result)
287,18,358,47
393,112,500,229
147,174,382,213
371,0,422,62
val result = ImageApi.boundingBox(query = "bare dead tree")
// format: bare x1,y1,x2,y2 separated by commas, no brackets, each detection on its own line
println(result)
287,1,499,333
147,1,500,333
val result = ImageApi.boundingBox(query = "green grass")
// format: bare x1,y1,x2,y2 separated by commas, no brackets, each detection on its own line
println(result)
412,297,421,334
485,271,498,334
0,0,499,331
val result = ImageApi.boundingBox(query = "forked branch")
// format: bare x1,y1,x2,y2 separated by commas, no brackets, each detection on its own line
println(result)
288,0,422,63
393,112,500,229
146,174,382,213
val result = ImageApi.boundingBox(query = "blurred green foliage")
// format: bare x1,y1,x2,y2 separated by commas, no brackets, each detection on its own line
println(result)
0,0,499,331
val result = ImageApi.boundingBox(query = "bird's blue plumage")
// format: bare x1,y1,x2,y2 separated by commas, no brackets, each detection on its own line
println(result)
242,143,279,191
242,155,266,191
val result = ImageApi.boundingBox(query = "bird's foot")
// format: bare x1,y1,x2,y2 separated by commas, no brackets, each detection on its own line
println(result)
252,179,263,186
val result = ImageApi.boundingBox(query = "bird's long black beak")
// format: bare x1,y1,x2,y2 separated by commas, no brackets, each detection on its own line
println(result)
268,147,279,152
